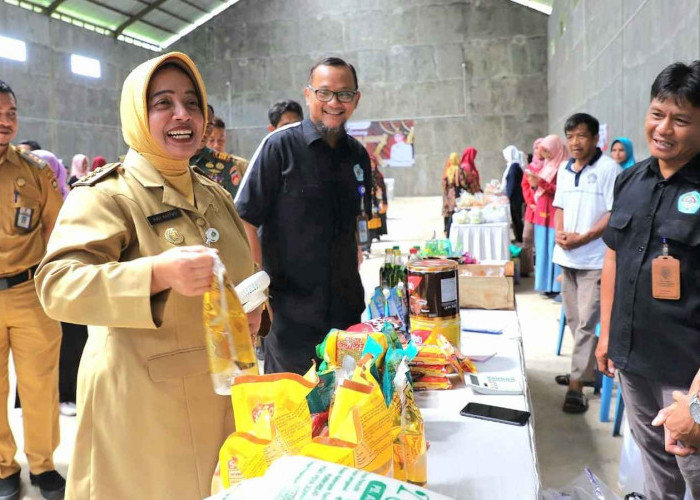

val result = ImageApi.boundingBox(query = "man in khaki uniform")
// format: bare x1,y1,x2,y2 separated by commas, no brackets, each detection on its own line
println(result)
0,81,65,500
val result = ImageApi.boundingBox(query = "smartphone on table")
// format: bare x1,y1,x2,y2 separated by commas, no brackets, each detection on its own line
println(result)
460,402,531,426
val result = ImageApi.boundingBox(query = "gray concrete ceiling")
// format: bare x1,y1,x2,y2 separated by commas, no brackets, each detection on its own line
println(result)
6,0,240,50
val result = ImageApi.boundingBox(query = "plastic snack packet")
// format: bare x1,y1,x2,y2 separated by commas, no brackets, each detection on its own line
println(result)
316,329,388,370
203,255,258,395
409,364,449,378
218,373,316,488
413,376,452,391
390,358,427,485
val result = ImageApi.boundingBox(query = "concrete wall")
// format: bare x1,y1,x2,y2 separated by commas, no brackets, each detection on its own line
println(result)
0,3,152,164
548,0,700,159
173,0,548,196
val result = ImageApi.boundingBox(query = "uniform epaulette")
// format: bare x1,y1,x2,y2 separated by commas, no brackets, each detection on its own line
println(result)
73,163,121,187
213,150,233,161
17,149,47,170
231,154,248,164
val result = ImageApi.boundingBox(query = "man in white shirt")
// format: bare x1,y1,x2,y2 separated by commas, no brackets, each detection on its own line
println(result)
552,113,621,413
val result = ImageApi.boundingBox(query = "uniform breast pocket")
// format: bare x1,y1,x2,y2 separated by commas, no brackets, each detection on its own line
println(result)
8,194,40,234
608,211,632,231
657,218,700,247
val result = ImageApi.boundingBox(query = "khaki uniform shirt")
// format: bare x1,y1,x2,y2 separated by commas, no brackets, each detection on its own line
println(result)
0,144,62,276
191,146,249,200
35,150,255,500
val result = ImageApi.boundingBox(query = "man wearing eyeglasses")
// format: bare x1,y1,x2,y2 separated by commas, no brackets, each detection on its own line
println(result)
235,57,372,374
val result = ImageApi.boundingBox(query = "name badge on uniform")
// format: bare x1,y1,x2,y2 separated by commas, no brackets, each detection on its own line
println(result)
353,163,364,182
147,209,182,226
678,191,700,214
652,238,680,300
14,207,33,230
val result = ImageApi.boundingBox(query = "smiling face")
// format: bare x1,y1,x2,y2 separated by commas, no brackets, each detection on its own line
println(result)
610,142,627,164
0,92,18,156
565,123,598,162
207,127,226,153
645,97,700,170
147,65,203,161
304,64,360,137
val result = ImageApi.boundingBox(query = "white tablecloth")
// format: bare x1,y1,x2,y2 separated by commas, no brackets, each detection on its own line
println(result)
449,222,511,261
418,308,540,499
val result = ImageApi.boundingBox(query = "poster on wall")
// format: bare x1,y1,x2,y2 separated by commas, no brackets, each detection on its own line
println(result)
597,123,609,151
346,120,415,167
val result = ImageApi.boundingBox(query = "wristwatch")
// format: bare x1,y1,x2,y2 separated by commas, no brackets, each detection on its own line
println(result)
690,392,700,424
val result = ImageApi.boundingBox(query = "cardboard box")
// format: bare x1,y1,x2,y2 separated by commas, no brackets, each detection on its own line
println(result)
458,261,515,310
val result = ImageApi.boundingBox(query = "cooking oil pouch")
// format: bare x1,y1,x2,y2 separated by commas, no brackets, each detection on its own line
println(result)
299,437,356,467
231,373,315,443
316,329,388,370
390,358,427,486
203,255,258,395
218,373,316,488
329,379,393,476
382,343,417,406
218,431,282,489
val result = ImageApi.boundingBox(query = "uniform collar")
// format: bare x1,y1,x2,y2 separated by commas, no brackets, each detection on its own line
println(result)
301,118,349,148
565,148,603,173
647,152,700,186
124,149,214,214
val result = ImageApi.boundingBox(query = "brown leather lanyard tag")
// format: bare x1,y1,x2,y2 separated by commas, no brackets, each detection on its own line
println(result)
652,254,681,300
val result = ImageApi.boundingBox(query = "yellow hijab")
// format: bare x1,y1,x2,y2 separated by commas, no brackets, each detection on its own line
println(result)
120,51,207,205
443,152,460,186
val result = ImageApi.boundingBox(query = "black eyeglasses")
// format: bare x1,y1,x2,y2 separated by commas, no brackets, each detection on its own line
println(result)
307,85,358,103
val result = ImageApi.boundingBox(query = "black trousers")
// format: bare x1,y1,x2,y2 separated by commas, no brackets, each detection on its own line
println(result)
58,322,88,403
263,313,324,375
510,202,523,242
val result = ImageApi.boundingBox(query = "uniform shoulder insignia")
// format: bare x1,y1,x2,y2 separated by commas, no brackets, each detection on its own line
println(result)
18,149,47,170
73,163,121,187
214,150,233,161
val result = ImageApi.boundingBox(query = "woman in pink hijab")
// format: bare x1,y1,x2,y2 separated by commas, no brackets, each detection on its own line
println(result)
531,134,568,294
33,149,69,199
69,154,89,187
520,138,545,276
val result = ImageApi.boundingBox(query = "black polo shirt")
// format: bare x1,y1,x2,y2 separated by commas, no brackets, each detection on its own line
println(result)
603,155,700,387
235,118,372,332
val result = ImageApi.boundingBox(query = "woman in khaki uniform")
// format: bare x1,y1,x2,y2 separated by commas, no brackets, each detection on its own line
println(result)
35,52,259,500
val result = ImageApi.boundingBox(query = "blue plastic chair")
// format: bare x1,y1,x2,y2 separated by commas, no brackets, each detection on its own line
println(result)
556,304,566,356
600,372,626,436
